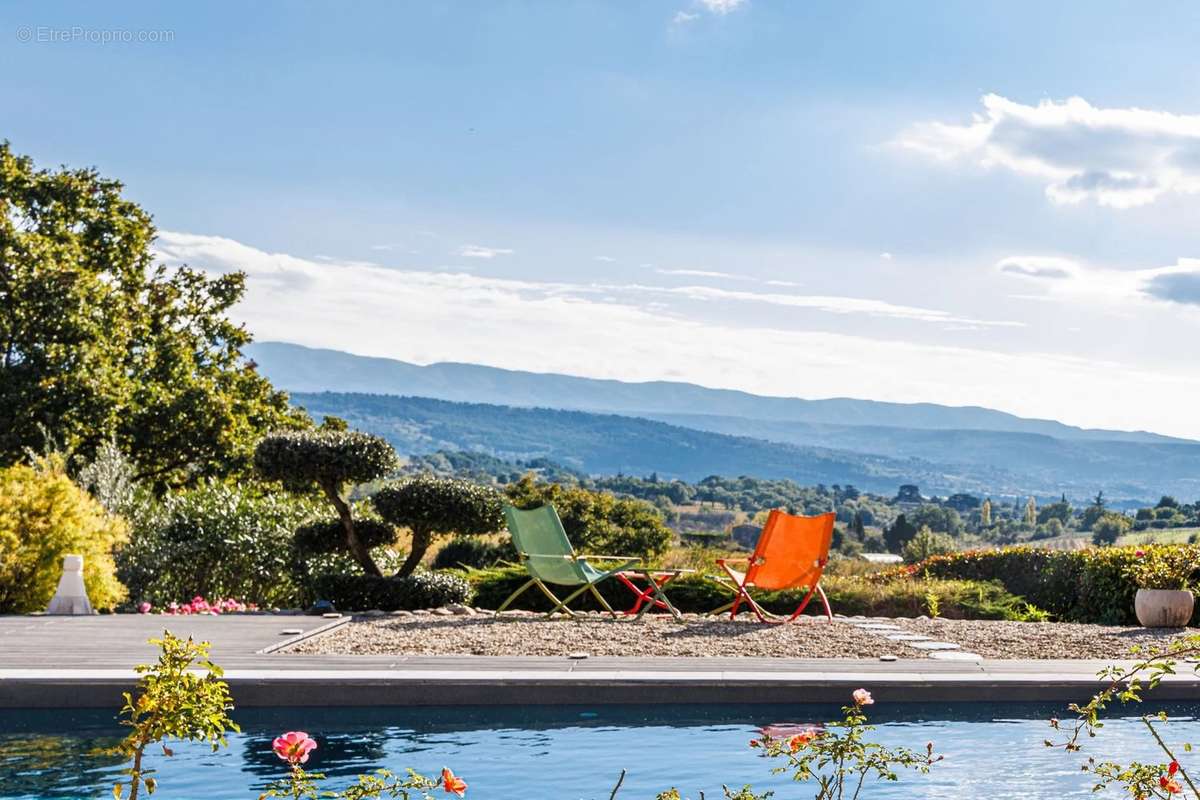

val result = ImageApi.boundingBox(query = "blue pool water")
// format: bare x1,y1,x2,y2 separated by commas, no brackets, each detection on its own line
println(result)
2,702,1198,799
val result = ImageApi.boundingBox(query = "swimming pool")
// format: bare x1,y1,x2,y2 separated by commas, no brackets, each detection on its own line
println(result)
2,702,1196,799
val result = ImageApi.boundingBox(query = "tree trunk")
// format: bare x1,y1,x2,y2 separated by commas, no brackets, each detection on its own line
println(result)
321,482,382,577
398,527,432,577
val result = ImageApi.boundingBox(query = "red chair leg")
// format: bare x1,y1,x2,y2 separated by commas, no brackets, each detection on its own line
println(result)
788,582,833,622
617,573,653,615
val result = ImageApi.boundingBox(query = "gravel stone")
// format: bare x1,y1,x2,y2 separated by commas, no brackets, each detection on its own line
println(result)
286,617,905,658
897,618,1195,660
284,616,1199,660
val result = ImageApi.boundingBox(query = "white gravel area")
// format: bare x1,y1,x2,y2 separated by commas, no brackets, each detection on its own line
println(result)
285,611,1200,661
286,612,901,658
894,617,1196,660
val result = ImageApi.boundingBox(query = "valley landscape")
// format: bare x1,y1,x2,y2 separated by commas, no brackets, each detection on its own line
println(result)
250,342,1200,503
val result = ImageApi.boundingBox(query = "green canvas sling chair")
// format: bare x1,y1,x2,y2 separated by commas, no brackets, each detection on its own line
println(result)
497,504,641,618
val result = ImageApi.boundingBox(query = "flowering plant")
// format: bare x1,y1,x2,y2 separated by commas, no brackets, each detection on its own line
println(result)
751,689,941,800
137,595,259,615
1126,547,1197,591
1047,634,1200,798
110,632,239,800
258,728,464,800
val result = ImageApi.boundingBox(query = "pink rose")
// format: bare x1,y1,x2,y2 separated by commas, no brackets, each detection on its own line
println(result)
273,731,318,765
137,602,152,614
852,688,874,706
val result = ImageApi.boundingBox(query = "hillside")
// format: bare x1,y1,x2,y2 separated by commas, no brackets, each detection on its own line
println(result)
643,413,1200,501
289,392,1011,495
248,342,1185,444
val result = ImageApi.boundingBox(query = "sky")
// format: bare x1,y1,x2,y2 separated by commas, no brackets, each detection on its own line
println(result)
4,1,1200,437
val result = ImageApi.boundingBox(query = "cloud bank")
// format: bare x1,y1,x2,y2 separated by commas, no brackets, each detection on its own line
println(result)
898,94,1200,208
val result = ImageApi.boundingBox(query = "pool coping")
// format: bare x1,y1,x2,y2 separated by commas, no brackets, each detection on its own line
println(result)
5,659,1200,708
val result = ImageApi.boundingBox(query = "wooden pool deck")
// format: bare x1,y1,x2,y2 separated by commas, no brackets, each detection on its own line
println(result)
2,615,1198,708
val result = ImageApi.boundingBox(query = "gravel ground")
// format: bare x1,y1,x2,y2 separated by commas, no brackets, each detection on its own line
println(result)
895,617,1194,660
285,612,1199,660
286,612,899,658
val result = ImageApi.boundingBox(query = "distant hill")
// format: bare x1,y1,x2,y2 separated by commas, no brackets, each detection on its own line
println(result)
247,342,1186,445
251,343,1200,501
289,391,1010,496
641,413,1200,502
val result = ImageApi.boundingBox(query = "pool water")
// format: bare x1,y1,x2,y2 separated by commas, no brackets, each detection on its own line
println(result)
2,702,1198,799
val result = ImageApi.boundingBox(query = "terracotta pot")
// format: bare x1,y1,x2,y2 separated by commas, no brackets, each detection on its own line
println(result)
1134,588,1194,628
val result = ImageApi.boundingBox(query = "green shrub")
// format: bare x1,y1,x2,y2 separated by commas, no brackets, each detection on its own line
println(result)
373,475,505,577
466,566,1041,620
293,517,397,556
118,483,318,608
311,570,470,611
503,475,673,562
911,545,1200,625
901,526,955,564
0,457,128,613
253,430,399,492
431,536,516,570
1091,512,1131,546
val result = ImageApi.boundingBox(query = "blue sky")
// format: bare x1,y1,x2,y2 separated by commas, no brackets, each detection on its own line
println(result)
5,1,1200,436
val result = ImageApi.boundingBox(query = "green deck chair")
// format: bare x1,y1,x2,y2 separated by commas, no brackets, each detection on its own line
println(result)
497,504,641,618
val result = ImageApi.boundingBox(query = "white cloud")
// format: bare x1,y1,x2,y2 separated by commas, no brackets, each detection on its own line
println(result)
897,94,1200,208
457,244,514,259
765,279,802,287
698,0,745,13
655,268,745,280
594,255,617,262
996,256,1082,281
996,254,1200,307
672,0,744,25
152,230,1200,437
879,252,893,261
648,284,1023,328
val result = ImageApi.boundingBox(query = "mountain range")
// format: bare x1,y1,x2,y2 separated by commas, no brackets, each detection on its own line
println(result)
247,342,1200,502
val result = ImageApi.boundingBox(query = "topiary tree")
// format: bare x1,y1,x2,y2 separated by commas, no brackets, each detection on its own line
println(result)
254,430,398,577
372,475,505,577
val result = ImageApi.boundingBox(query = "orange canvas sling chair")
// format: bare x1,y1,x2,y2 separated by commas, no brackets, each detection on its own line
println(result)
711,509,836,623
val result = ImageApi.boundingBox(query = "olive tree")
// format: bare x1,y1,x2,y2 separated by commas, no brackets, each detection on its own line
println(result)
254,430,398,576
372,475,504,577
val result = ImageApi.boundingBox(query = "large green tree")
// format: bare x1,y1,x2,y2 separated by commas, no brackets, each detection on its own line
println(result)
0,143,306,487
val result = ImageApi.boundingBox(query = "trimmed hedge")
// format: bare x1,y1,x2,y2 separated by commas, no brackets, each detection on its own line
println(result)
311,570,470,611
466,566,1043,621
908,545,1200,625
294,518,397,556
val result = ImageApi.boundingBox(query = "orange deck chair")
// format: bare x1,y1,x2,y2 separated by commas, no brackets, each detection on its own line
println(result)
711,509,836,623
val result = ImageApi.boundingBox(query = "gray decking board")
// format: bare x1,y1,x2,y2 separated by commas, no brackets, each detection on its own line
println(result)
2,615,1198,708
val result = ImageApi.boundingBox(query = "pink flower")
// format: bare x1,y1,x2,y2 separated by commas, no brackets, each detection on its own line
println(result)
137,602,152,614
272,731,318,765
852,688,874,706
1135,550,1145,558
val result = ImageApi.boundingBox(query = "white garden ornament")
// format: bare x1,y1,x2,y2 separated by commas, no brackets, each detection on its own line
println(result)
46,554,94,615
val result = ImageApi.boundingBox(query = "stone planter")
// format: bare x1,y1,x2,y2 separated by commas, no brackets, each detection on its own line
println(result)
1134,588,1195,628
